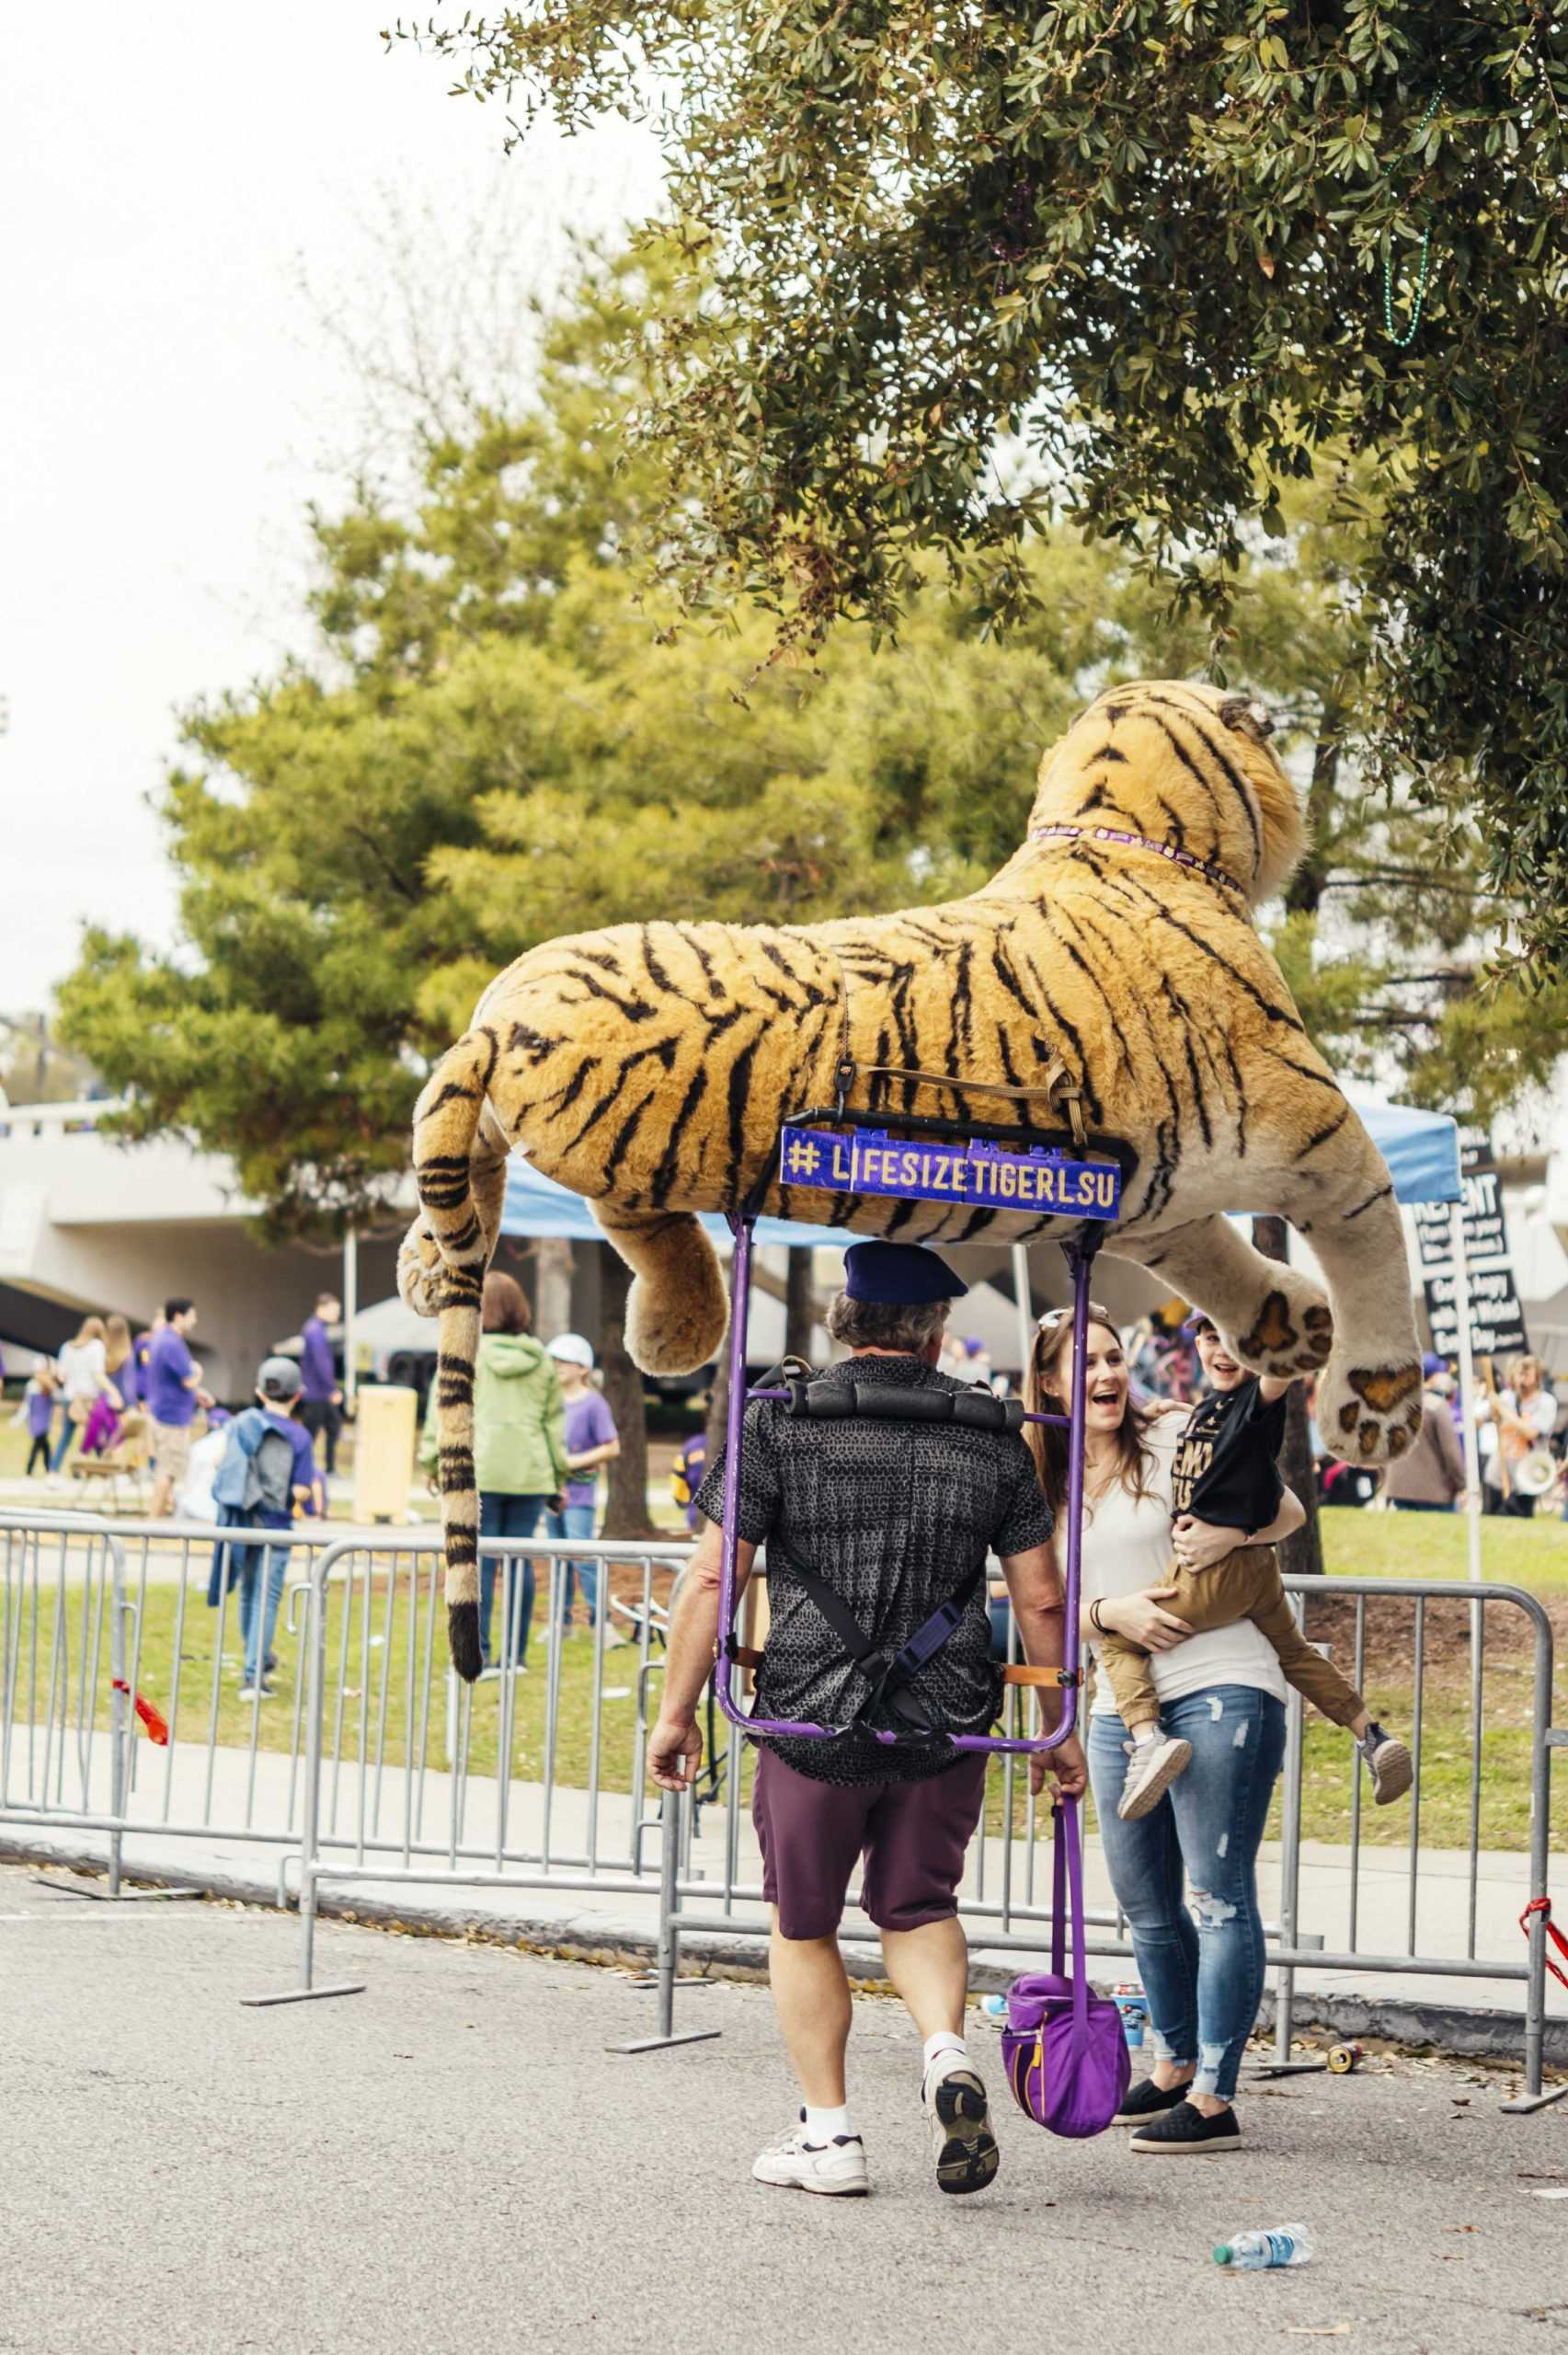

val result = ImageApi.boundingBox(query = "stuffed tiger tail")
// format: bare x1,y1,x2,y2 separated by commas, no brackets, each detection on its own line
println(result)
398,1025,509,1683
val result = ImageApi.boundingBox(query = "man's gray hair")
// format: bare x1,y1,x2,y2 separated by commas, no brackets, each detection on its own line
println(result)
825,1292,949,1357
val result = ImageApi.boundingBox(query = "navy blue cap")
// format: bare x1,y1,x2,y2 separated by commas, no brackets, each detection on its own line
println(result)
843,1241,968,1304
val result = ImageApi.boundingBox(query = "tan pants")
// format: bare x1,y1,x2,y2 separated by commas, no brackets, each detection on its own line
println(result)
1096,1545,1365,1732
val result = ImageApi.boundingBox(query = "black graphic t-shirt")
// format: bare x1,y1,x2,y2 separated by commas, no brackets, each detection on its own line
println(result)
1170,1377,1287,1535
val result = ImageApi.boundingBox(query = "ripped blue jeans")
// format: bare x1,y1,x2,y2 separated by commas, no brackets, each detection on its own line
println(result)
1089,1685,1286,2103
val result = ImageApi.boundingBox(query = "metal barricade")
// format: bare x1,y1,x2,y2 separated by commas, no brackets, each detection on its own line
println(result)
5,1509,1561,2105
640,1571,1562,2109
3,1511,348,1878
232,1532,692,2005
0,1513,689,1959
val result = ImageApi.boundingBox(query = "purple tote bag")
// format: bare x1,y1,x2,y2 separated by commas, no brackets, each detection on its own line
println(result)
1000,1801,1130,2139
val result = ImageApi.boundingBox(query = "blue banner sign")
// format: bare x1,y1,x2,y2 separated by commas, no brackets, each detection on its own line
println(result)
779,1125,1121,1220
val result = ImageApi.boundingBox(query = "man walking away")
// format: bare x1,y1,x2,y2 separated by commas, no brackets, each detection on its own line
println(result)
648,1241,1086,2201
146,1300,211,1520
298,1292,344,1476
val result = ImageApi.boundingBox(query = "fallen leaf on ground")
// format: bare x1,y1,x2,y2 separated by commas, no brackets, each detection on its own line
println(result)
1284,2329,1352,2340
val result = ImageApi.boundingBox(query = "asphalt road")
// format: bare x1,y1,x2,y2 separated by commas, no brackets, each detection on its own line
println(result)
3,1864,1564,2354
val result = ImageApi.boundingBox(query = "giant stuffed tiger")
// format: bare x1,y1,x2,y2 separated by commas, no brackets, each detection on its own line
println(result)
401,678,1423,1677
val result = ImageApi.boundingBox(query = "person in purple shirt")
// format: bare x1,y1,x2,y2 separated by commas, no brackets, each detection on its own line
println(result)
145,1299,212,1519
545,1334,620,1631
17,1361,59,1476
297,1292,344,1476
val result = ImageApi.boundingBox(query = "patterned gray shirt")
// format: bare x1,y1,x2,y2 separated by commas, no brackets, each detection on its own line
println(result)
695,1353,1054,1785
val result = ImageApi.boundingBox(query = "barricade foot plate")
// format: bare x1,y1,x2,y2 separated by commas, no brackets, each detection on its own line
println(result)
240,1982,367,2007
607,2028,723,2054
1501,2082,1568,2115
30,1874,200,1903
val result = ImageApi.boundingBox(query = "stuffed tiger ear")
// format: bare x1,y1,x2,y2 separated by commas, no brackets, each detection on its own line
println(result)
1219,694,1275,743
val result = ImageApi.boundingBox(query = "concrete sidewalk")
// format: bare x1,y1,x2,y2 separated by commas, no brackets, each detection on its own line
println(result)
3,1860,1564,2355
4,1719,1562,2056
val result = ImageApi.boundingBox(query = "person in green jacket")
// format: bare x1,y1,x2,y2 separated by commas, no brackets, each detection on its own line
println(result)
419,1269,568,1673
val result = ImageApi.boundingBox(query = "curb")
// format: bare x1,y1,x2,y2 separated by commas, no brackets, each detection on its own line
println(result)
6,1828,1563,2071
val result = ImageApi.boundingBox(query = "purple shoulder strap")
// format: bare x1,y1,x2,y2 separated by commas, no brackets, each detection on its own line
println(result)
1050,1800,1090,2031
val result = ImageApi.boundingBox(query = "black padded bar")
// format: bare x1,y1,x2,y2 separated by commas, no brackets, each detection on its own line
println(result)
786,1378,1024,1435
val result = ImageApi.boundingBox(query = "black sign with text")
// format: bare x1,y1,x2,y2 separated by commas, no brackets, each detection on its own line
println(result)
1413,1139,1529,1361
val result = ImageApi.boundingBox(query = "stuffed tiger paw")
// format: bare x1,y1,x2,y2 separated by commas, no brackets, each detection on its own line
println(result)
622,1239,729,1376
1320,1359,1425,1463
1230,1276,1335,1383
397,1216,449,1319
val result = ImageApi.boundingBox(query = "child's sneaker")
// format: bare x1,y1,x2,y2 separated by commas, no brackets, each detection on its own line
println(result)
1358,1721,1413,1806
1117,1733,1193,1821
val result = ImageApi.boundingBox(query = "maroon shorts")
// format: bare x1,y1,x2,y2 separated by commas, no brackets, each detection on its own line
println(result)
752,1745,989,1942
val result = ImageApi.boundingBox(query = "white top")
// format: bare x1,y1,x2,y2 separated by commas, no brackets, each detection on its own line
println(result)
56,1338,107,1401
1482,1386,1557,1488
1080,1411,1288,1717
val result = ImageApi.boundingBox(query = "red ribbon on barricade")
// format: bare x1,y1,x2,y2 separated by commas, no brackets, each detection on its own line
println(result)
111,1678,169,1748
1520,1896,1568,1995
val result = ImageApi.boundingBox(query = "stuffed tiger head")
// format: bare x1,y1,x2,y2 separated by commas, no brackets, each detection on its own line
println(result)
1030,680,1305,906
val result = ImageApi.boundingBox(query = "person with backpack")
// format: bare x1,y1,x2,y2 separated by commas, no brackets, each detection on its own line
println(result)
207,1359,323,1700
648,1243,1083,2200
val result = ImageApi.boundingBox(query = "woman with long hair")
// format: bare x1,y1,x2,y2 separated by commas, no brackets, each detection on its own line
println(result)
418,1270,569,1673
1024,1304,1304,2155
50,1314,121,1476
82,1313,136,1457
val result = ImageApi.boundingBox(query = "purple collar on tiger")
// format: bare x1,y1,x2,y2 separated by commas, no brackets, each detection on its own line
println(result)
1030,822,1250,906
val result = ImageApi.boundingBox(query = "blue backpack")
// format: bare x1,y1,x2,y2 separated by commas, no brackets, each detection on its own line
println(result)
215,1408,295,1520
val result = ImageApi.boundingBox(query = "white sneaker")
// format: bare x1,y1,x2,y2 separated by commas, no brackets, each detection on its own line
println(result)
921,2061,1000,2196
1117,1734,1193,1821
237,1683,273,1702
752,2116,869,2197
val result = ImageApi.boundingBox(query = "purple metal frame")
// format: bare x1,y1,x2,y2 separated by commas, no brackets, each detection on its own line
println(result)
713,1214,1102,1755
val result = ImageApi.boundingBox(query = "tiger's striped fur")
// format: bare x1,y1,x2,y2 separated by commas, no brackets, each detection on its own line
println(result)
402,680,1423,1673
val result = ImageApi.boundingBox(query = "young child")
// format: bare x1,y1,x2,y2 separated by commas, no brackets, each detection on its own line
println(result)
16,1360,59,1476
1101,1312,1413,1822
208,1358,324,1701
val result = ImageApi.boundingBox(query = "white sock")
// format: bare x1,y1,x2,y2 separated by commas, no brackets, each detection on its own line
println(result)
921,2030,967,2083
803,2102,855,2142
1130,1725,1160,1747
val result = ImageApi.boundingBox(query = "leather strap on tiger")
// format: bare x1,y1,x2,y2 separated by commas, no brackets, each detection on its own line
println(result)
828,949,1086,1146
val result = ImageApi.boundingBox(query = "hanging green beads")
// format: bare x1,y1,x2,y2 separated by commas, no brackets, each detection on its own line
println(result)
1382,89,1443,349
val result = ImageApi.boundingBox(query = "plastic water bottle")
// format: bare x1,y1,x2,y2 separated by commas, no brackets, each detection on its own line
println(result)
1213,2225,1312,2271
980,1993,1009,2023
1111,1984,1147,2047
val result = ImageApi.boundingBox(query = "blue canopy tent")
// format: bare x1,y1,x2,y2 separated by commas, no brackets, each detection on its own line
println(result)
500,1160,849,1251
1344,1086,1461,1207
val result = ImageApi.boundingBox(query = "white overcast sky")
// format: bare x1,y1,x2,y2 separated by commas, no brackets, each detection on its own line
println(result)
1,6,659,1012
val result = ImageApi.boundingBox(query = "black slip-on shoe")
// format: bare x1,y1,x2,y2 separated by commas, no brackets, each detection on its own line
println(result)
925,2068,1001,2195
1129,2098,1242,2154
1112,2075,1190,2127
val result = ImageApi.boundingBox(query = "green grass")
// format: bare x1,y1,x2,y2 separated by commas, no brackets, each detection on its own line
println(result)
6,1430,1565,1855
1318,1503,1568,1595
